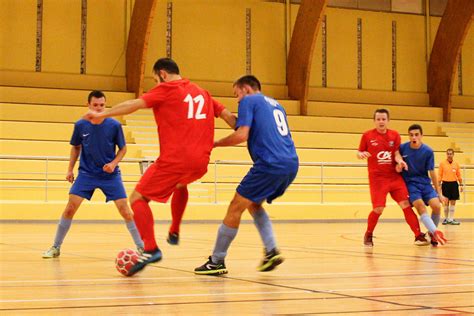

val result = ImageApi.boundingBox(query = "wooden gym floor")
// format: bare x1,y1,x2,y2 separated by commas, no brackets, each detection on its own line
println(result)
0,221,473,315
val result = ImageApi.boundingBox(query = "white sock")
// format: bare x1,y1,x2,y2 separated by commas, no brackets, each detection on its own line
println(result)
449,206,455,221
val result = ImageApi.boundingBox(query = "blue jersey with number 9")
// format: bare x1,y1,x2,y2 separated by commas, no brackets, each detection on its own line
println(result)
236,93,299,174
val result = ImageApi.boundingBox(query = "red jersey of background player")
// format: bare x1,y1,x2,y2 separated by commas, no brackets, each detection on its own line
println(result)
141,79,225,172
358,128,401,177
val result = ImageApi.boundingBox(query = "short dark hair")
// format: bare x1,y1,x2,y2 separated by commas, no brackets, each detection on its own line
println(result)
446,148,454,154
408,124,423,135
373,108,390,119
88,90,106,103
153,58,180,75
233,75,261,91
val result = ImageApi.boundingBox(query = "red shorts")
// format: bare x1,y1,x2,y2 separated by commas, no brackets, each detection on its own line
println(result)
135,162,207,203
369,174,408,208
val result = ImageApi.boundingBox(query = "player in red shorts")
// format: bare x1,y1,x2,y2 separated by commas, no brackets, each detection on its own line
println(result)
85,58,236,274
357,109,429,247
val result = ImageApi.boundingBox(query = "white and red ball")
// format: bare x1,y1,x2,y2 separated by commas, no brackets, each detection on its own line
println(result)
115,249,140,276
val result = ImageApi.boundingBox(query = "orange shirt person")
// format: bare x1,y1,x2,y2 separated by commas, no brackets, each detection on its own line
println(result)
439,148,463,225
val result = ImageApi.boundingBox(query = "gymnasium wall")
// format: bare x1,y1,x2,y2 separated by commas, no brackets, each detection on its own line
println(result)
0,0,473,99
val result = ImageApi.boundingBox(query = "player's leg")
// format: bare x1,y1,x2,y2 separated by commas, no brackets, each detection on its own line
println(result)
167,184,189,245
446,182,460,225
390,176,424,242
442,182,450,224
127,190,163,276
449,200,460,225
364,177,389,246
248,172,295,271
100,175,144,252
113,198,144,252
249,203,283,272
427,196,447,245
397,200,429,245
129,190,158,253
43,194,84,258
195,192,250,275
412,198,445,246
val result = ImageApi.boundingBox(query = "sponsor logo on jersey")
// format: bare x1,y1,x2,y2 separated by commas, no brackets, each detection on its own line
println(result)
377,151,392,164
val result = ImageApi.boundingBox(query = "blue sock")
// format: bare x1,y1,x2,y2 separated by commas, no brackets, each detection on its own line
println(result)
420,213,437,233
431,213,440,227
126,220,144,249
211,224,238,263
53,217,72,248
252,209,276,252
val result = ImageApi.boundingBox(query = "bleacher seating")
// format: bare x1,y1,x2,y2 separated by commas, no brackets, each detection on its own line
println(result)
1,86,473,220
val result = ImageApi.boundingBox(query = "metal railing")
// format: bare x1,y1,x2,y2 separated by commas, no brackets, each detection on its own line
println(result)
0,155,472,204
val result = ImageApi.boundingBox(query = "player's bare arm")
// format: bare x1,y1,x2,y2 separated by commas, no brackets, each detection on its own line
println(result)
394,150,408,171
429,169,447,203
103,145,127,174
66,145,81,183
214,126,250,148
220,109,237,129
84,99,147,121
357,151,371,159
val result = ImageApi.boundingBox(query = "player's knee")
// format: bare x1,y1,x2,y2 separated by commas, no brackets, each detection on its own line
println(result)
373,207,384,214
117,204,133,220
63,203,79,218
129,191,141,205
121,210,134,221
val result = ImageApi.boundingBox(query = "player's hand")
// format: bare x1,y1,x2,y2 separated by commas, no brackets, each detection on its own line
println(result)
439,194,448,204
460,185,464,193
83,110,102,124
103,163,116,173
397,160,408,171
66,171,74,183
395,164,403,173
357,151,371,159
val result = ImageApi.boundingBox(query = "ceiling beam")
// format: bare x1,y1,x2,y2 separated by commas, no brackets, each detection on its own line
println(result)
126,0,158,97
428,0,474,121
287,0,327,115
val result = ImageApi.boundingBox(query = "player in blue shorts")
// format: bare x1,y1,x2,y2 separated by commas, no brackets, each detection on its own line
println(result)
195,75,299,275
42,90,144,258
397,124,447,246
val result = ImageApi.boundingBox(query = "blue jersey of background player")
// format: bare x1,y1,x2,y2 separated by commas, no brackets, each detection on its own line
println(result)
195,75,299,276
42,90,143,259
71,117,125,178
397,124,447,246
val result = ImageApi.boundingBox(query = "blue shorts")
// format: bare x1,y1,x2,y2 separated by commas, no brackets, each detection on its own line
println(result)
406,182,438,205
70,173,127,202
236,167,297,204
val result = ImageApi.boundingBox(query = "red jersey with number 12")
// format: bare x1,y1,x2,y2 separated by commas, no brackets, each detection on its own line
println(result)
141,79,225,172
358,128,401,177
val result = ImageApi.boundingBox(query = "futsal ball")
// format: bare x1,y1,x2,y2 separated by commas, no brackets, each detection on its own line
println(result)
115,248,140,276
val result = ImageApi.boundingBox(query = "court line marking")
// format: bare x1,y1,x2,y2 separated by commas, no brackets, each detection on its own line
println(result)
1,267,472,284
1,283,472,304
1,289,308,303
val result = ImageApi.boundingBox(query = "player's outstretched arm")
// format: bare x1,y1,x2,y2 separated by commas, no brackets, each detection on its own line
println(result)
219,109,237,129
214,126,250,148
84,99,147,121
